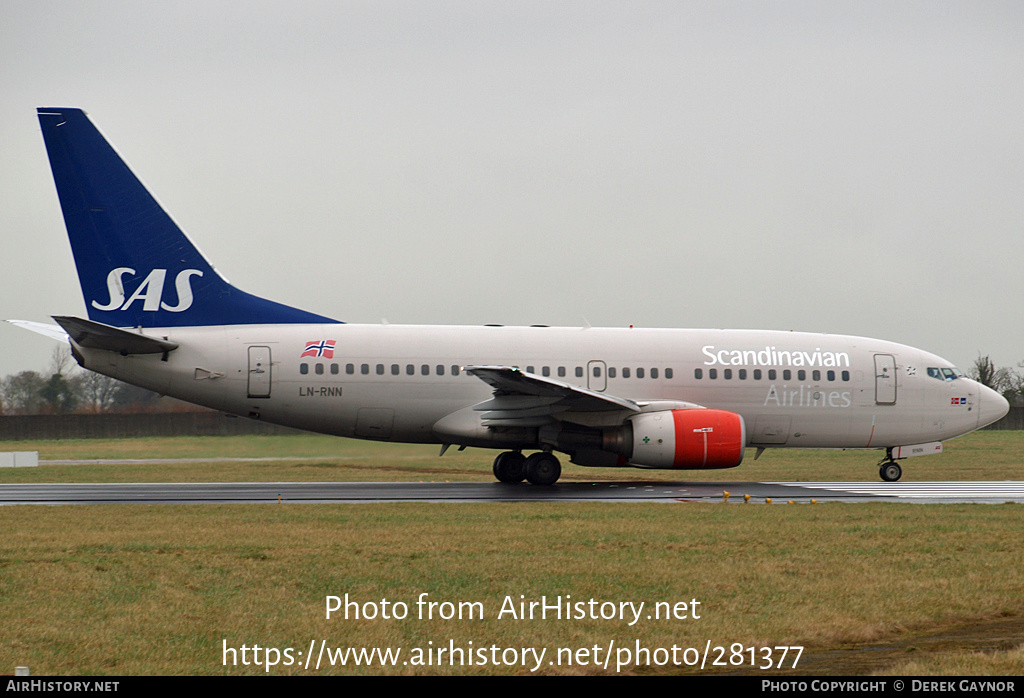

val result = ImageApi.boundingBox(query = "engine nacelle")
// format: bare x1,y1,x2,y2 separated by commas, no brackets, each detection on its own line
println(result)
625,409,746,469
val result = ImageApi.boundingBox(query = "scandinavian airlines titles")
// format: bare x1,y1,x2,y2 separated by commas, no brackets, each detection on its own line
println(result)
701,346,853,409
764,384,852,408
702,345,850,368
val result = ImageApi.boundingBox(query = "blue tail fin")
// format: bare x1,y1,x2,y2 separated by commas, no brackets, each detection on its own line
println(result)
37,107,339,328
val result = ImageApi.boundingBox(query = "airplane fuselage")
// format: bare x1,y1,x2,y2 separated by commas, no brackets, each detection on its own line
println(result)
76,323,997,461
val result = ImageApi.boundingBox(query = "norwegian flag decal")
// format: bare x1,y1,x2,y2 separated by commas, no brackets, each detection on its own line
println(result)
950,397,966,405
301,340,336,359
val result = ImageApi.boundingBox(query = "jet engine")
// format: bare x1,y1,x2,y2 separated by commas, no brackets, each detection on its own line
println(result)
604,409,746,469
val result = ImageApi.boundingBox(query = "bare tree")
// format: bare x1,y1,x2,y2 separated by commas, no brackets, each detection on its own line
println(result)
0,371,47,415
111,382,161,411
78,372,122,413
968,354,1012,392
49,345,77,377
1007,362,1024,407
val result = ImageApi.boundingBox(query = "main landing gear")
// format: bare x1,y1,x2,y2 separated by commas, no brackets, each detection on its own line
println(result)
493,451,561,485
878,449,903,482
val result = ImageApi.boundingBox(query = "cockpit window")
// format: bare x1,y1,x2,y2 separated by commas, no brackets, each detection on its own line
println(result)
927,367,961,381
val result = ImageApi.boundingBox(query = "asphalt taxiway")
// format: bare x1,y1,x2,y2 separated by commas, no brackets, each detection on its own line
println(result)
2,480,1024,505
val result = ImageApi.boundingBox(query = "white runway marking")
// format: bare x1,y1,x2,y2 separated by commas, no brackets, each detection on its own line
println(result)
771,481,1024,501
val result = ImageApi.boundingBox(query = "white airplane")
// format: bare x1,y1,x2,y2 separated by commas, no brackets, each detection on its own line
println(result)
11,108,1009,485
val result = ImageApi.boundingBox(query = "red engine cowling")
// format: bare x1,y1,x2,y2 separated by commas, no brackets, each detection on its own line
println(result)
626,409,746,469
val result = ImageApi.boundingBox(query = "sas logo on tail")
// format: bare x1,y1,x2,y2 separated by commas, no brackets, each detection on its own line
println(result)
92,268,203,313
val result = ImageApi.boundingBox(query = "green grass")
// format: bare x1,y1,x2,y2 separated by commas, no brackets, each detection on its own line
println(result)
0,431,1022,676
1,503,1023,675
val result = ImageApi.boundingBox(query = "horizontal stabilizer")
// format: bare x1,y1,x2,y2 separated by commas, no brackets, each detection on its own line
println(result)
52,315,179,355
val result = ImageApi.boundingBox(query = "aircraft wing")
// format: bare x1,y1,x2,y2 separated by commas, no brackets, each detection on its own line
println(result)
465,365,640,427
6,320,70,343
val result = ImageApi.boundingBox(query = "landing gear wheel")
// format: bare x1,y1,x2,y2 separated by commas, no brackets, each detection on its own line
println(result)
524,452,561,486
879,461,902,482
493,451,526,483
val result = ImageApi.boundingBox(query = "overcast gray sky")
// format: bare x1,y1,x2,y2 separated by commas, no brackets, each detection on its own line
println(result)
2,1,1022,378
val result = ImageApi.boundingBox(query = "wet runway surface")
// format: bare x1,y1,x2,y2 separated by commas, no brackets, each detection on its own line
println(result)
3,480,1024,505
